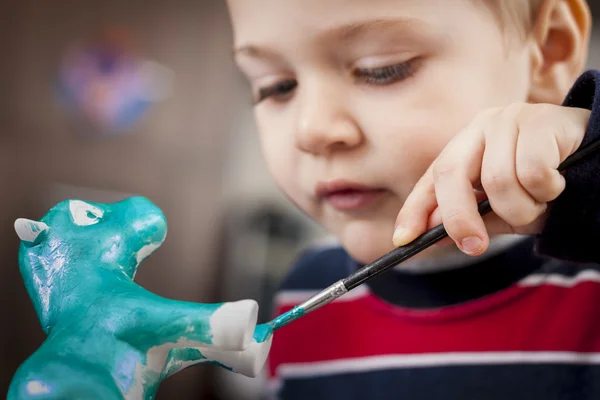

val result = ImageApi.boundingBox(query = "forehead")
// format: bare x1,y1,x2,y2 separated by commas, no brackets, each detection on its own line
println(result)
227,0,489,48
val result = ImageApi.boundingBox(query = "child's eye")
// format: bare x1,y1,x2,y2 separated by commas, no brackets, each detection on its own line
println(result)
353,58,421,86
255,79,297,104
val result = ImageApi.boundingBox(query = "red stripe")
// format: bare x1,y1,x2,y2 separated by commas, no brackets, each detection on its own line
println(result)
267,282,600,376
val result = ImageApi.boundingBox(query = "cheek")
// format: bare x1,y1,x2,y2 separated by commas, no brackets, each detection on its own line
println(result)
256,113,308,205
422,38,531,113
260,133,292,186
352,86,456,196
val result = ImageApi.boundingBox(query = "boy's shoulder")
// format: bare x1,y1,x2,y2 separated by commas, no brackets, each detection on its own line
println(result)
279,237,357,291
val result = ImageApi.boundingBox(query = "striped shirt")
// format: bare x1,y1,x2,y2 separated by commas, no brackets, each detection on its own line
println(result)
267,242,600,400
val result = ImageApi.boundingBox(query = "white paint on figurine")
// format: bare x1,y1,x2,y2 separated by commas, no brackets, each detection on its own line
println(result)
210,300,258,350
136,243,161,264
14,219,49,243
69,199,104,226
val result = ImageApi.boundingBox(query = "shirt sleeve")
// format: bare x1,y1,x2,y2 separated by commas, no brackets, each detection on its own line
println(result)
536,70,600,263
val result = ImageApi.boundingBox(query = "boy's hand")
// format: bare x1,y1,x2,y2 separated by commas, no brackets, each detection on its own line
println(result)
393,103,591,256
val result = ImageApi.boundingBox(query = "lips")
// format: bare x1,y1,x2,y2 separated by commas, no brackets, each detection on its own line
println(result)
315,181,387,211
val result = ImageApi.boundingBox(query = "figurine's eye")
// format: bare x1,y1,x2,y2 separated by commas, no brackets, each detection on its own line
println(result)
69,200,104,226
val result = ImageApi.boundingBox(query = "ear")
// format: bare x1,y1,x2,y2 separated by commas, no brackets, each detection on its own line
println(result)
14,219,50,245
527,0,591,104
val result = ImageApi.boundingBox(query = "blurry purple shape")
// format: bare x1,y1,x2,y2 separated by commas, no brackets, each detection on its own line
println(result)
58,32,173,135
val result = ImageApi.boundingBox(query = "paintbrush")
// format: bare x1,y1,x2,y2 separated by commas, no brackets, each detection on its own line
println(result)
264,137,600,332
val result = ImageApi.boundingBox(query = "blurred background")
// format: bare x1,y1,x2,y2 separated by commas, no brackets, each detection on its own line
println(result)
1,1,600,399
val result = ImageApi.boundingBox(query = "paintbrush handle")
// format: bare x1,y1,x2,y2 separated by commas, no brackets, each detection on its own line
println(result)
343,221,450,290
343,202,492,290
344,137,600,291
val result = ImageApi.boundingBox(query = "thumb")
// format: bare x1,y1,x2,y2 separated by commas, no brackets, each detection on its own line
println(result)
427,207,455,247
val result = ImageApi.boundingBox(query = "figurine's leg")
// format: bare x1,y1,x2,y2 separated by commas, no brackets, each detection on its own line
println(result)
117,292,259,353
162,324,274,379
197,333,273,378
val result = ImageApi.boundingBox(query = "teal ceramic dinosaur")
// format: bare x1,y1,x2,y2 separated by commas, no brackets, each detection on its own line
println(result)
8,197,273,399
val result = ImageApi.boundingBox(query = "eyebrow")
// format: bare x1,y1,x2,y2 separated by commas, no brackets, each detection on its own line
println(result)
321,18,426,43
233,18,428,59
234,45,271,58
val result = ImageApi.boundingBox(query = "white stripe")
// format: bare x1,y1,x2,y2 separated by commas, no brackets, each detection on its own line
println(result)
519,269,600,288
277,352,600,379
275,285,369,305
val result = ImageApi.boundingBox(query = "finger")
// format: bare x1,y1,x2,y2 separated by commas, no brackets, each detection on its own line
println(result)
515,127,566,203
393,165,438,247
481,115,546,227
513,105,589,201
433,127,488,255
430,190,488,247
481,210,547,236
426,207,454,246
537,106,589,161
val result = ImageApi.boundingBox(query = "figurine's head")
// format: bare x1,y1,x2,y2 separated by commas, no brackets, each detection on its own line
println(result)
14,196,167,330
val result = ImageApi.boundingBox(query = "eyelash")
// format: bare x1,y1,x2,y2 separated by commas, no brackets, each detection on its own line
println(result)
353,58,421,85
255,80,297,104
254,58,421,104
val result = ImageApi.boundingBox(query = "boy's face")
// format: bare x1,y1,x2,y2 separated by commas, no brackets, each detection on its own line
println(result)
230,0,536,264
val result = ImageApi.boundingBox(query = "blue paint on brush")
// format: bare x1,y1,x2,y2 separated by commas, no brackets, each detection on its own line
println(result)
268,306,305,330
251,306,306,344
253,324,273,343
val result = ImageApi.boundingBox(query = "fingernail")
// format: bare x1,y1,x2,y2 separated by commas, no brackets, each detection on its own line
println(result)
460,236,483,255
392,226,406,247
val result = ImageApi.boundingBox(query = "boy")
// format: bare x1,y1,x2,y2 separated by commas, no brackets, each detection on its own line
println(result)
227,0,600,398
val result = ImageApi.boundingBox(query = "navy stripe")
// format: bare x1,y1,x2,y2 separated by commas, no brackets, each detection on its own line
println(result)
279,364,600,400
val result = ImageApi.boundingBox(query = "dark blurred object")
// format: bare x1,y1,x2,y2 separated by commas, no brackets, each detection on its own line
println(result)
241,204,309,322
217,202,315,321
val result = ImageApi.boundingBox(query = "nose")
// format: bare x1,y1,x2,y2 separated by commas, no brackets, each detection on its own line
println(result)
124,196,167,242
294,79,363,155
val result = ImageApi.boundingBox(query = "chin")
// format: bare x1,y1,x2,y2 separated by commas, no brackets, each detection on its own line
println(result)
338,221,396,265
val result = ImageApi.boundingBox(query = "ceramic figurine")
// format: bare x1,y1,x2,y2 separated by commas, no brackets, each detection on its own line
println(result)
8,197,272,400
